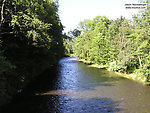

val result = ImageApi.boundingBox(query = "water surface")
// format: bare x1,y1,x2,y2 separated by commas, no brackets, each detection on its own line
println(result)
2,57,150,113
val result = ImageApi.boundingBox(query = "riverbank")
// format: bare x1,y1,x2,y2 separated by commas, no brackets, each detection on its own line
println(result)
77,58,149,85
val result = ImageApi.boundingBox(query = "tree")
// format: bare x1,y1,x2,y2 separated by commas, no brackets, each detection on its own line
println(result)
0,0,65,105
74,6,150,81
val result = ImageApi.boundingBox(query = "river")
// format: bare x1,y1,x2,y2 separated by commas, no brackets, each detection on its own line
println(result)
1,57,150,113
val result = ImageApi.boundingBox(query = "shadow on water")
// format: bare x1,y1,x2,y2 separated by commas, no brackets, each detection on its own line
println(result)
1,95,122,113
1,69,123,113
0,67,58,112
1,57,124,113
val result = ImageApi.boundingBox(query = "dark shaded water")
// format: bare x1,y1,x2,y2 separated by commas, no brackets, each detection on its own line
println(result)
1,57,150,113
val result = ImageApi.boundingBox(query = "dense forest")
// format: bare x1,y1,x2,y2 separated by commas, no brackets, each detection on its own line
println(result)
73,2,150,82
0,0,65,106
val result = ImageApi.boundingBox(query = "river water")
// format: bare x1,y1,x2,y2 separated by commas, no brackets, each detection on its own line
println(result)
1,57,150,113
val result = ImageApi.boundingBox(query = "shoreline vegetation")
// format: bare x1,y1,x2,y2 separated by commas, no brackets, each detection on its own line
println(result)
72,3,150,85
77,58,149,85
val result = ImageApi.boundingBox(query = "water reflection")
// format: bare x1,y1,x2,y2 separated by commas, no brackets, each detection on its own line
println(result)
39,57,150,113
36,86,105,99
56,57,120,91
54,97,121,113
2,57,150,113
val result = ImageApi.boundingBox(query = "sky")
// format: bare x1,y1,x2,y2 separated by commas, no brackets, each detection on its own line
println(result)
59,0,141,32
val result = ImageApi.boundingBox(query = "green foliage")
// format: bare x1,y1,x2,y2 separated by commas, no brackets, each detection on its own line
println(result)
0,51,15,74
63,29,81,56
0,0,64,105
63,33,74,55
74,6,150,81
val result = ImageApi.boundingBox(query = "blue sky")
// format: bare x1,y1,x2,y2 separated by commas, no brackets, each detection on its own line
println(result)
59,0,140,32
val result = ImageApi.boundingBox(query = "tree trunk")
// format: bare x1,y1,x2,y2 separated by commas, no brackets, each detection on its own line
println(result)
138,55,143,67
1,0,6,24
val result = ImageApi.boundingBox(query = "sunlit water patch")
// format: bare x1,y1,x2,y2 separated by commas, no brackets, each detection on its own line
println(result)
2,57,150,113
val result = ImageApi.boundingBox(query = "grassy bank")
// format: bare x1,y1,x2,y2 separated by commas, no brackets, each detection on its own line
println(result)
77,58,149,85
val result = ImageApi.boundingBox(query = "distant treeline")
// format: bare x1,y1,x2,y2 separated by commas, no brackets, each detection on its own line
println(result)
73,3,150,81
0,0,65,106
